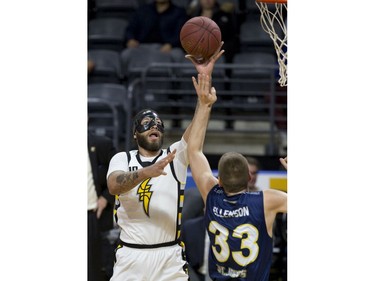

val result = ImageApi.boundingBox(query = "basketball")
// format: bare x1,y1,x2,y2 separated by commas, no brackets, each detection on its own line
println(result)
180,16,222,63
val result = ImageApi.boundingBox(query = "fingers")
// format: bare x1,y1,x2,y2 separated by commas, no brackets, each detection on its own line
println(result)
193,73,208,90
195,73,211,93
192,76,198,91
185,55,194,63
279,157,287,170
185,55,200,65
199,73,207,91
210,41,225,62
165,149,176,163
161,150,176,174
96,208,103,219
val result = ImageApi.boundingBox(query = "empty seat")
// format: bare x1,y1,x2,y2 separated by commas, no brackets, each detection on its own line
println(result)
120,44,175,109
88,83,132,150
176,55,227,92
239,19,275,53
88,49,123,84
95,0,139,19
120,44,179,79
88,18,128,51
230,52,277,107
232,52,277,77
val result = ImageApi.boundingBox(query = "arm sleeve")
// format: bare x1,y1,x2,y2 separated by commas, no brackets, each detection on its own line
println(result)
170,137,188,166
106,152,129,180
169,138,189,183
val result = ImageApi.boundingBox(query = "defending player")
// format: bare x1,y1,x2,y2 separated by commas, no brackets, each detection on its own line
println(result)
188,73,287,280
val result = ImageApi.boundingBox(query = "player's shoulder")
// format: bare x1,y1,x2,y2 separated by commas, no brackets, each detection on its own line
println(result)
263,188,285,197
110,151,131,162
263,189,287,206
168,139,185,151
113,151,128,157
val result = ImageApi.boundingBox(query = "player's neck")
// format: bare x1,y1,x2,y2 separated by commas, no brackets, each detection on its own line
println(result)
225,188,247,196
138,147,161,158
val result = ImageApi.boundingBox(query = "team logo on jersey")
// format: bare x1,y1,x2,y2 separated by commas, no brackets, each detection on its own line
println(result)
137,178,153,217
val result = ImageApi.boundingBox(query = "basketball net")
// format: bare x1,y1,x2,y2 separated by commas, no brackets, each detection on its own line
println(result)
256,0,287,87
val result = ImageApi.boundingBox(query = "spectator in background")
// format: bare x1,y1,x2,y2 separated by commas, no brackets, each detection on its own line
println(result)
181,211,210,281
187,0,240,65
181,187,204,225
122,0,188,62
88,0,96,22
180,187,209,280
245,156,261,191
88,132,117,281
88,59,95,74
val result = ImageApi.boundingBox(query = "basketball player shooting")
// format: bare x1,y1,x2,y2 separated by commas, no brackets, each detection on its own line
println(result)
106,43,225,281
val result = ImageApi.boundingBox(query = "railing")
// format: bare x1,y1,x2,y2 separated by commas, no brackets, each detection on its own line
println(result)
125,62,287,155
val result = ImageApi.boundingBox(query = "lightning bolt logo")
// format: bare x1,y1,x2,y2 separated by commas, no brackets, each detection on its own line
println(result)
137,178,153,217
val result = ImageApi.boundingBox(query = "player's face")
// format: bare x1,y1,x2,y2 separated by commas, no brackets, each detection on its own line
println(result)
247,164,258,187
135,116,164,151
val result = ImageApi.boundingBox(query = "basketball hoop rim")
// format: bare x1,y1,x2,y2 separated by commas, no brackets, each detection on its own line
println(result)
256,0,287,3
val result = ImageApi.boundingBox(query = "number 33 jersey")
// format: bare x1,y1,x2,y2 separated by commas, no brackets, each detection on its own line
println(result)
205,185,273,281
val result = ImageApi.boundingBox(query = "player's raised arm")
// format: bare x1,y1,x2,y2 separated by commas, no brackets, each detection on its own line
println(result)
188,74,218,204
263,156,287,235
185,42,225,76
182,43,224,143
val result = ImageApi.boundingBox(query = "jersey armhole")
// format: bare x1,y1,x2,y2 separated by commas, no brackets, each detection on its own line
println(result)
126,151,131,165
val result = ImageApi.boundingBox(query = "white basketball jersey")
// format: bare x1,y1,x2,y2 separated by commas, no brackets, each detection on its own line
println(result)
108,140,188,245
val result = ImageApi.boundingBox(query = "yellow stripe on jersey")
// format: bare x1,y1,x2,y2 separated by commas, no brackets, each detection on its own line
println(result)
178,212,182,224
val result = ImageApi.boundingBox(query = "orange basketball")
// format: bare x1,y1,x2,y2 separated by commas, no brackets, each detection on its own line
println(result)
180,16,222,63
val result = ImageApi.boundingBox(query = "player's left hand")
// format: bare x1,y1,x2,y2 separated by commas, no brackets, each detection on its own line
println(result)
185,41,225,76
147,149,177,177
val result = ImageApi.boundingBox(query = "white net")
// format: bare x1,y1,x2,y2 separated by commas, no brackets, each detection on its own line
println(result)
256,1,288,86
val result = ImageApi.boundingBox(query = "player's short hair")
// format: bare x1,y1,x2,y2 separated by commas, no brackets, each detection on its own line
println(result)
218,152,249,193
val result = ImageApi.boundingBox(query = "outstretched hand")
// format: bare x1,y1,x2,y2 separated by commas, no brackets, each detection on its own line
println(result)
148,149,176,177
185,42,225,76
279,156,287,170
192,73,217,107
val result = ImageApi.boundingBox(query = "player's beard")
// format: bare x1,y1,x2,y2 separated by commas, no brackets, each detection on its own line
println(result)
136,133,163,152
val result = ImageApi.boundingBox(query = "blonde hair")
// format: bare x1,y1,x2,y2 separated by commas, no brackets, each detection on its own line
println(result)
218,152,249,193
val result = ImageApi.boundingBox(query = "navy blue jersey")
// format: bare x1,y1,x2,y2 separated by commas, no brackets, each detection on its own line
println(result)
205,185,273,281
